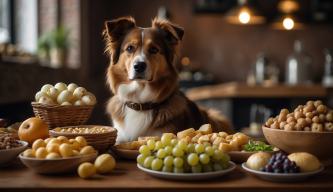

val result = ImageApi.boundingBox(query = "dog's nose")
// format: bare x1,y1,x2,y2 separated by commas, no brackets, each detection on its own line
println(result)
134,62,146,73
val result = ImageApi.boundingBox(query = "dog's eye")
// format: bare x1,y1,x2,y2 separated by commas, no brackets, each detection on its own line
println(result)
148,47,159,54
126,45,135,53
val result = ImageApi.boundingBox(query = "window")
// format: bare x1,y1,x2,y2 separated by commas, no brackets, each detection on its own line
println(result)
0,0,11,43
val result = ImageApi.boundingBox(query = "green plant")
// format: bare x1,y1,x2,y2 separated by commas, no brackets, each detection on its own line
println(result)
37,33,50,53
48,26,69,49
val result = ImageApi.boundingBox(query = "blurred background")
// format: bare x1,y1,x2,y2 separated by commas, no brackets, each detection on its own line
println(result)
1,0,333,136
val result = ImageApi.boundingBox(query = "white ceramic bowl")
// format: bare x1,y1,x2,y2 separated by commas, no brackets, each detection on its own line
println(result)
0,140,28,165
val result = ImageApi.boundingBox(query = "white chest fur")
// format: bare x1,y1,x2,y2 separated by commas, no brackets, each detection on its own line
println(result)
115,81,155,143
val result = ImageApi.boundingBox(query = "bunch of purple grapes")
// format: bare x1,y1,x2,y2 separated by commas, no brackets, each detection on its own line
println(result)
261,152,300,173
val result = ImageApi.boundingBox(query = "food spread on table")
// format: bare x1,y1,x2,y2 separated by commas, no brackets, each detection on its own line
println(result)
0,91,330,182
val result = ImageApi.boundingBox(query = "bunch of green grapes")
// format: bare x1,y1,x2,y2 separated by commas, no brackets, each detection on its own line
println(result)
137,133,230,173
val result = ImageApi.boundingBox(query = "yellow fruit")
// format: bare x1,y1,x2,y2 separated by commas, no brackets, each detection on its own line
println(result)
59,143,73,157
46,143,60,153
57,136,69,143
23,149,35,158
73,150,80,156
44,138,52,144
80,146,95,155
246,152,272,171
46,152,61,159
32,139,46,151
35,147,48,159
69,139,80,150
48,138,61,145
94,154,116,174
75,136,87,147
18,117,49,145
288,152,321,172
77,162,96,179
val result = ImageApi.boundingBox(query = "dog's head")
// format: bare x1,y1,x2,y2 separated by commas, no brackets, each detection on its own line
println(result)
103,17,184,96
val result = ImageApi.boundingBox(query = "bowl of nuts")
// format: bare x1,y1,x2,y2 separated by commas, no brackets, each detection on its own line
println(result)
263,100,333,160
49,125,117,152
0,134,28,165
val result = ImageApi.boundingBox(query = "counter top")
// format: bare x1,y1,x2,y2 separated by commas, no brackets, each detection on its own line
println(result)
1,160,333,192
186,82,327,101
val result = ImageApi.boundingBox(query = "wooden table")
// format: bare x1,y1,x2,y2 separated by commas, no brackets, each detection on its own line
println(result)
1,160,333,192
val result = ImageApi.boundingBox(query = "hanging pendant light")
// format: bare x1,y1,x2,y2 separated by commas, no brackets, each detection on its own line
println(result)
225,0,265,25
272,0,304,30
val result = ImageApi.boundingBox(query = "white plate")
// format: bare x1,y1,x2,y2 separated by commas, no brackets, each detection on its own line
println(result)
137,161,236,181
242,163,324,182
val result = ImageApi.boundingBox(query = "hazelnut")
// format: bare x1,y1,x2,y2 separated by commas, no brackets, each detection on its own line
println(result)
314,100,323,107
304,127,311,131
295,123,304,131
279,121,287,129
305,117,312,124
311,123,323,132
317,104,327,114
319,114,326,122
265,118,274,127
312,116,320,123
294,111,304,119
306,100,314,106
284,123,294,131
325,122,333,131
326,113,333,122
280,109,289,115
271,121,279,129
278,114,287,122
305,112,314,119
287,117,296,123
297,118,307,127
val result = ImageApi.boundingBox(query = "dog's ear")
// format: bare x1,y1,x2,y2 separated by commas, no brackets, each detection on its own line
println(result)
103,17,136,64
152,18,184,45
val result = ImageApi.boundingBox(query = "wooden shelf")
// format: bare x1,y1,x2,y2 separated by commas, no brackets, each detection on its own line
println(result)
186,82,327,101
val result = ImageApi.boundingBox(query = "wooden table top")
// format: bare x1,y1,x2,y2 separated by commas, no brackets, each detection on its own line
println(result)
1,160,333,192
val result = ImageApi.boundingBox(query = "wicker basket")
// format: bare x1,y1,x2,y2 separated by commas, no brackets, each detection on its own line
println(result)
31,102,94,128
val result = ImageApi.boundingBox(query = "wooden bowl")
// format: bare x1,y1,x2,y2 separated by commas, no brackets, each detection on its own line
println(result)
262,126,333,160
49,125,117,152
0,141,28,165
19,152,97,174
112,146,139,160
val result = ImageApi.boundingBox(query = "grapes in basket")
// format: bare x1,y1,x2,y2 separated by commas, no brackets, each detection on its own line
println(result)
137,133,231,173
35,82,96,106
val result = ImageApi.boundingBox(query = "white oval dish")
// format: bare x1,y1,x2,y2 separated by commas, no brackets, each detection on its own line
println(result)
137,161,236,181
242,163,324,182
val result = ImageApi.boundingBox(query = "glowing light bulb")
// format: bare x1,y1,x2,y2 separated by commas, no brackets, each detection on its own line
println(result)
283,17,294,30
239,11,251,24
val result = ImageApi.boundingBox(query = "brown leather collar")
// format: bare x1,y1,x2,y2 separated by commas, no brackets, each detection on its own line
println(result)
125,101,160,111
124,92,176,111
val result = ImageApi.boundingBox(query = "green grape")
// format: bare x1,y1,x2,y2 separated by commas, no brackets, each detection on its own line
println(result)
164,156,174,167
146,139,156,150
151,158,163,171
143,156,154,168
171,138,178,146
205,146,214,156
202,163,213,172
173,167,184,173
187,153,199,166
220,153,230,164
213,150,224,161
219,160,230,169
177,140,187,151
173,157,184,168
195,144,205,154
156,149,167,159
139,145,151,156
191,164,202,173
199,153,210,164
136,154,146,165
172,147,184,157
203,142,210,147
164,146,172,155
186,143,195,153
154,141,164,150
162,165,173,172
212,145,218,150
161,134,172,146
213,163,223,171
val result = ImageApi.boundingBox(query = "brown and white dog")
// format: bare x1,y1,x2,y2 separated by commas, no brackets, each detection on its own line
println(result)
103,17,232,143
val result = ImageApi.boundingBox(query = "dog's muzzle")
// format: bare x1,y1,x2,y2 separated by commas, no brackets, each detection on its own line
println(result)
131,61,147,80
